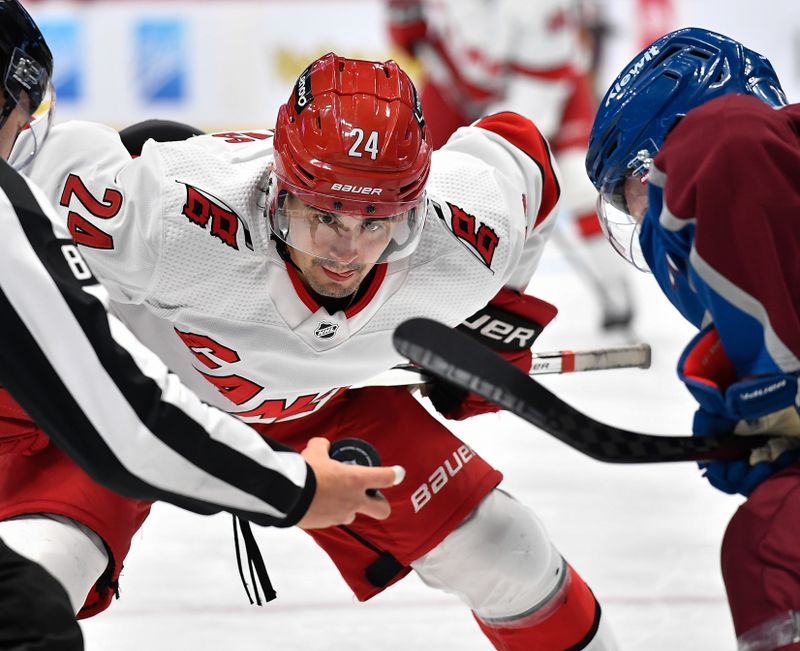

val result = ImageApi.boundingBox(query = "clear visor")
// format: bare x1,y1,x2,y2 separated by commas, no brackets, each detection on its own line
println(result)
748,78,788,108
597,174,650,273
267,175,427,265
5,48,55,172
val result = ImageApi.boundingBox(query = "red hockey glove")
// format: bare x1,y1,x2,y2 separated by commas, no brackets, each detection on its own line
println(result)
427,288,558,420
386,0,428,57
0,389,50,456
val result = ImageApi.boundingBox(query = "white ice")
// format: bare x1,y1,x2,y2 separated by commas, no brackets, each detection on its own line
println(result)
81,234,744,650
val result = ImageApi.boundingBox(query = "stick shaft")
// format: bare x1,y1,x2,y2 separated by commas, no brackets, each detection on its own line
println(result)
392,318,767,463
532,343,651,374
358,343,651,388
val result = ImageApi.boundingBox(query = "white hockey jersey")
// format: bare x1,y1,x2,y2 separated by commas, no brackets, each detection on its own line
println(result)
2,148,310,526
24,114,560,426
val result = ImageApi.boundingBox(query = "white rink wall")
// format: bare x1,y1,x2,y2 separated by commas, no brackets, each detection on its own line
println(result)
25,0,393,131
24,0,800,132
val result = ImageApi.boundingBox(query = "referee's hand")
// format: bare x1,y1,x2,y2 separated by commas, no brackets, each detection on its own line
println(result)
297,437,405,529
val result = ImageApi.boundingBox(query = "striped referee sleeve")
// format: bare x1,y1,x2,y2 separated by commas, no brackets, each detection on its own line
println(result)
0,159,315,527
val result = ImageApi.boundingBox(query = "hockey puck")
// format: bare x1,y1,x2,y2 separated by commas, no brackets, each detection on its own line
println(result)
329,438,381,497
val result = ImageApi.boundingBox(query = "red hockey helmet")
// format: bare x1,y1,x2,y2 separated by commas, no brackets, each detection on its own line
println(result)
269,53,432,265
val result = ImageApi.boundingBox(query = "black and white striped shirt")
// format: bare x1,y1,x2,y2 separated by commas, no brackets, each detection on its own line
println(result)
0,158,314,527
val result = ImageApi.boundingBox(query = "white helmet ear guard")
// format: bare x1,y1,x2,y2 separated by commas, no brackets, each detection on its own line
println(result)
6,80,55,171
274,193,290,239
263,171,291,239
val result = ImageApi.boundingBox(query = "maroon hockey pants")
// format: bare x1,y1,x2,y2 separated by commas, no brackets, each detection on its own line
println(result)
721,464,800,648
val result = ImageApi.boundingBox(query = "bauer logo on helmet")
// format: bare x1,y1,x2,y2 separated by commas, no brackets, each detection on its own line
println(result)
330,184,383,196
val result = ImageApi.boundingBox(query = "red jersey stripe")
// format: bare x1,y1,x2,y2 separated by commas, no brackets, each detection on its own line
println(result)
475,112,561,227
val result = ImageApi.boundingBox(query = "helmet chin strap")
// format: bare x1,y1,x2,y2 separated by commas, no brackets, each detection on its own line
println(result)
273,237,295,266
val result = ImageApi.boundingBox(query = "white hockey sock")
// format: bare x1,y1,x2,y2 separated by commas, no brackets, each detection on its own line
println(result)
738,611,800,651
0,514,108,613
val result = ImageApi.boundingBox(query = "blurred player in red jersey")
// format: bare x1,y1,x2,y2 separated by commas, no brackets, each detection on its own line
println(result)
386,0,636,330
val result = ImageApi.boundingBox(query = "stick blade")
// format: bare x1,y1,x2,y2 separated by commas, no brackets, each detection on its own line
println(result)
394,318,766,464
394,318,537,415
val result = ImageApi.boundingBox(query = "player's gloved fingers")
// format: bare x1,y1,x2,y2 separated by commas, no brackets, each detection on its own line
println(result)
775,447,800,470
705,474,740,495
427,380,467,417
702,459,738,482
702,460,745,494
702,458,784,496
748,436,800,465
727,459,750,484
701,467,729,493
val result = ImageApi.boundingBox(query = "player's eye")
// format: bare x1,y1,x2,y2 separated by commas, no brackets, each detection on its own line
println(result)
315,212,337,226
362,219,384,233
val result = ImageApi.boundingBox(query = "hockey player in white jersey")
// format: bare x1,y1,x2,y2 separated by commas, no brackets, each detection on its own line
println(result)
386,0,635,330
0,3,405,647
16,53,617,649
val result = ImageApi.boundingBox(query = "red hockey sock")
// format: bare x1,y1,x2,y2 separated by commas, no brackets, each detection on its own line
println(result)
474,565,600,651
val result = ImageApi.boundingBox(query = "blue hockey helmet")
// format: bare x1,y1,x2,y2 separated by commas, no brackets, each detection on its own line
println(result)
585,28,786,270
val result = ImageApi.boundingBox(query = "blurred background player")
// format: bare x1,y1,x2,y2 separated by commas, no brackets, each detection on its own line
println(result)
586,27,800,650
0,3,404,647
386,0,636,331
18,51,619,649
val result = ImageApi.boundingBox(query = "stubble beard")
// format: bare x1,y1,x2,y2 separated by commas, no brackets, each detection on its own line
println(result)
306,259,365,298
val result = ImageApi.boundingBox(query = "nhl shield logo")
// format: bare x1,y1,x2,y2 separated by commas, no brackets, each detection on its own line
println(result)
314,321,339,340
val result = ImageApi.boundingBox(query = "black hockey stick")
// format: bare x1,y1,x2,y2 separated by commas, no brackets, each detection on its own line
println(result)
393,318,770,464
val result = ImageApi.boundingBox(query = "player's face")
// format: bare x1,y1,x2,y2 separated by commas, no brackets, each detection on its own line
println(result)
0,99,27,161
286,196,397,298
596,172,651,272
622,175,649,223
